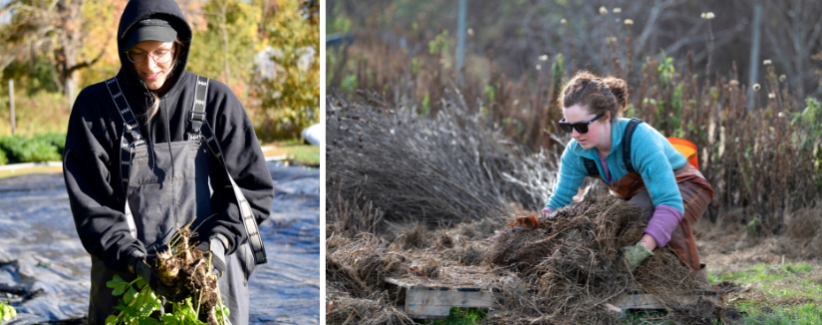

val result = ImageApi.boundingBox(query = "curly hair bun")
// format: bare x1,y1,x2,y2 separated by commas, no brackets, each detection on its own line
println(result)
602,77,628,112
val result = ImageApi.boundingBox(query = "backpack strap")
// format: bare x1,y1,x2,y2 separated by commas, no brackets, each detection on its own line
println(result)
189,76,268,265
104,77,142,239
582,158,600,177
622,118,644,174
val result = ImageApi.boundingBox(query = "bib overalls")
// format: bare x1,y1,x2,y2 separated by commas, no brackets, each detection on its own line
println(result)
87,76,266,325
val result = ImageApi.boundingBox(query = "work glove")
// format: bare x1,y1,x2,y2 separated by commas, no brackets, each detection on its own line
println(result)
510,215,541,229
621,242,654,272
196,237,227,279
132,253,192,302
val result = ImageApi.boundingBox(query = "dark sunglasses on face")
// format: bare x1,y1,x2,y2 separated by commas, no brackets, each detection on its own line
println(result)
558,114,603,134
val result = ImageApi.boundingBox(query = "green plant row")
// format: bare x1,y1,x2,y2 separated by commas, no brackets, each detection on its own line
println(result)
0,302,17,321
0,133,65,165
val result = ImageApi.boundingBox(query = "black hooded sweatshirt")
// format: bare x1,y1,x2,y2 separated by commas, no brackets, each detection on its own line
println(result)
63,0,274,274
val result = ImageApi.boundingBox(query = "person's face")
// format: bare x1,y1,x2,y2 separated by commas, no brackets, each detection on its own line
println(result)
128,41,175,90
562,104,610,150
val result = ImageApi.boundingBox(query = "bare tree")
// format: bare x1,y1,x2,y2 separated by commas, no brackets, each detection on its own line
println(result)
762,0,822,99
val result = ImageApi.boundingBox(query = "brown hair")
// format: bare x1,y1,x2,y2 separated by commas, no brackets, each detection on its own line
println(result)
561,71,628,123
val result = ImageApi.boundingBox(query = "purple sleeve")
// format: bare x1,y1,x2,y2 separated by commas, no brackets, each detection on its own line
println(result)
644,204,683,247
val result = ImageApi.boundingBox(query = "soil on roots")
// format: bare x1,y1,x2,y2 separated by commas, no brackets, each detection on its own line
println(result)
155,227,221,325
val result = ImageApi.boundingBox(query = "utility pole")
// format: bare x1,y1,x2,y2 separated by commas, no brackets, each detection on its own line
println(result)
9,80,14,136
456,0,467,84
748,3,762,110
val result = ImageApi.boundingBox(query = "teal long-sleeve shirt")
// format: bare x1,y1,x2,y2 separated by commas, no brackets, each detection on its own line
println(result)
545,118,688,213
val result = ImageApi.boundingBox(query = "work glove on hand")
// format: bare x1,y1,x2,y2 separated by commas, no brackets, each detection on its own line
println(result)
621,242,654,272
196,237,226,279
132,254,192,302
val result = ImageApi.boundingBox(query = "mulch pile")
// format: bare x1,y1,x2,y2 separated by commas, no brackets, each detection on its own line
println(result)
327,195,724,325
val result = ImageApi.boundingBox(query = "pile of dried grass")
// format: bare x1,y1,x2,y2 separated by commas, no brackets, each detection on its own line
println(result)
327,193,718,324
481,195,711,324
326,292,414,325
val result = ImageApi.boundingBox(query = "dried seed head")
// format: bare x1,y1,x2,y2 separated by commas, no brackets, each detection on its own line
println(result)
779,75,786,82
539,55,549,61
536,64,542,71
467,28,474,36
599,6,608,15
769,93,776,99
753,83,761,91
730,80,739,86
763,59,772,65
778,111,784,117
561,18,567,25
613,7,621,13
701,12,715,19
624,19,634,25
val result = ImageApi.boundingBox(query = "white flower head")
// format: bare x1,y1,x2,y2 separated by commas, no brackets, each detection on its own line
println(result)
536,64,542,71
613,7,621,13
561,18,567,25
730,79,739,86
624,19,634,25
769,93,776,99
779,75,786,82
467,28,474,36
706,12,715,19
778,111,784,117
600,6,608,15
539,55,549,61
763,59,772,65
753,83,761,91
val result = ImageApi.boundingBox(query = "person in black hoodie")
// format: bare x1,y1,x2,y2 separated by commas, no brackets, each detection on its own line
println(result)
62,0,274,324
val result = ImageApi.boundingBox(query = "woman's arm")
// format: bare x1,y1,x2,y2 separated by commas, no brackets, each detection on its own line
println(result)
631,124,685,248
64,86,147,273
201,80,275,255
544,142,588,212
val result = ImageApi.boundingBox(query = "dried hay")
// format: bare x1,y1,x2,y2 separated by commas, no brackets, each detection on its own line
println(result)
327,193,719,324
326,292,414,325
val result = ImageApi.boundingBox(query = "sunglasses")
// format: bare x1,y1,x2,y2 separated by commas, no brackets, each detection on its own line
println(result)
558,114,603,134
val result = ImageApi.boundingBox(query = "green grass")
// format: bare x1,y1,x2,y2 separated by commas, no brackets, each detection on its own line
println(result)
711,262,822,324
261,139,320,166
712,263,820,301
416,308,487,325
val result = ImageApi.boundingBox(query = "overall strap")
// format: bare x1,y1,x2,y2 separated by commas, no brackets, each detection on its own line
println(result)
622,118,644,174
189,76,268,265
582,158,600,177
104,77,141,239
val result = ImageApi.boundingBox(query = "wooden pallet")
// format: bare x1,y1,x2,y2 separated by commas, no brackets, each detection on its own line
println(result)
385,277,497,319
385,277,720,319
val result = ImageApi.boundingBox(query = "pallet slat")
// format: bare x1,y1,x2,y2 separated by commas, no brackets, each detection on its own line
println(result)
386,277,719,319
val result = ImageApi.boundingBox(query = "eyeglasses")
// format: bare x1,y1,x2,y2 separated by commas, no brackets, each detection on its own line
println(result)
125,48,174,65
558,114,603,134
